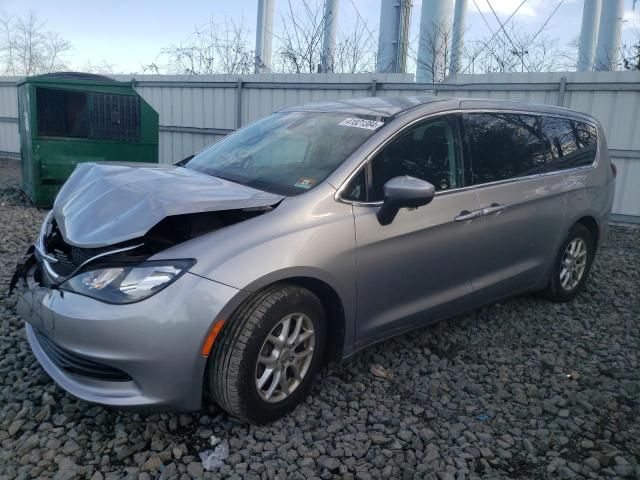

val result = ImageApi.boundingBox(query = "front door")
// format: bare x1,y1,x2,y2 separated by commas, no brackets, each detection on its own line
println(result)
350,115,483,346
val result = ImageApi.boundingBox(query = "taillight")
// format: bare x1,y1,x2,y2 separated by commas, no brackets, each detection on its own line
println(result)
611,163,617,178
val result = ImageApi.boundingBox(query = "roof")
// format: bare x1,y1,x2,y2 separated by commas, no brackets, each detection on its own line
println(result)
280,94,596,124
17,71,126,88
281,95,449,118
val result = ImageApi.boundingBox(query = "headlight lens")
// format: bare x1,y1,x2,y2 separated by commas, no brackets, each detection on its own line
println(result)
61,260,195,304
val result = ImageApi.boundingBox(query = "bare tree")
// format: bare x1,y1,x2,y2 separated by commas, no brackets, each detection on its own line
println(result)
622,8,640,72
411,20,453,83
155,16,254,75
276,0,326,73
622,38,640,71
82,60,116,75
332,16,376,73
274,0,376,74
0,10,71,75
459,22,571,75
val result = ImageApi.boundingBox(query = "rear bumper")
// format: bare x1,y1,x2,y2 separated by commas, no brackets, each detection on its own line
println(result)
17,265,240,411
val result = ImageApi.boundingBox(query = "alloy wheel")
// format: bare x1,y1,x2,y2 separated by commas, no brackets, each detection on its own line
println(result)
560,237,588,291
255,313,315,403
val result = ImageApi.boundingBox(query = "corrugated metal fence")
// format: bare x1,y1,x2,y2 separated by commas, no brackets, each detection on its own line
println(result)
0,71,638,221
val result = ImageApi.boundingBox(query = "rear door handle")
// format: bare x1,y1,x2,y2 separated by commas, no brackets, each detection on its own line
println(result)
482,203,507,216
454,209,483,222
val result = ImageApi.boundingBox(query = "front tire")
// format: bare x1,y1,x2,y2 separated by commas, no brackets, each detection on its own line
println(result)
207,284,326,423
542,223,595,302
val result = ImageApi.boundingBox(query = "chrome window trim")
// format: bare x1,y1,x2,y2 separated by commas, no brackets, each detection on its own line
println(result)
336,107,599,206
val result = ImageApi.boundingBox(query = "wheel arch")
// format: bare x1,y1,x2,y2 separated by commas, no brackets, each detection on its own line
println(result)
209,269,350,366
280,276,346,363
574,215,600,250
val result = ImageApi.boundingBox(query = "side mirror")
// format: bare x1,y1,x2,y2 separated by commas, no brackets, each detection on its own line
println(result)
377,176,435,225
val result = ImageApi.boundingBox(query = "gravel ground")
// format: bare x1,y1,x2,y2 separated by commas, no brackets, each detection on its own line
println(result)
1,157,639,480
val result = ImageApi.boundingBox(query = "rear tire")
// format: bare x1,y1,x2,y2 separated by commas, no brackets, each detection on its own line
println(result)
542,223,595,303
207,284,326,423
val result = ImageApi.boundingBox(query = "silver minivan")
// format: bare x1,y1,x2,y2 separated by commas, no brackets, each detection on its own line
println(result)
14,96,615,422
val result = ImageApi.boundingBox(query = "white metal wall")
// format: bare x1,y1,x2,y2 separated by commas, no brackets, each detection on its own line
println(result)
0,78,20,156
0,72,638,220
117,73,414,163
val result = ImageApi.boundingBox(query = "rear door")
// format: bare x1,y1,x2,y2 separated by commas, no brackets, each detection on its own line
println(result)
462,111,567,299
347,114,483,346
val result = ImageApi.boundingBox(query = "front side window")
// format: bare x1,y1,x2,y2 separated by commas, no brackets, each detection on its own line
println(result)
367,116,462,201
186,112,381,196
541,117,597,170
464,113,547,184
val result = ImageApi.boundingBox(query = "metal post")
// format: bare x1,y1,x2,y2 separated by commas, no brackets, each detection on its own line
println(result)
254,0,275,73
321,0,339,73
416,0,453,83
236,79,242,129
371,78,377,96
376,0,413,73
594,0,624,71
376,0,411,73
396,0,412,74
577,0,602,71
450,0,468,75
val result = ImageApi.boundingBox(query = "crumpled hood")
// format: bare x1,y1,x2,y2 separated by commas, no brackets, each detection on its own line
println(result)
53,162,283,248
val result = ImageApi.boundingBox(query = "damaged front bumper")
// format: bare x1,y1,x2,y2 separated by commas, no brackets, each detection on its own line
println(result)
14,252,240,411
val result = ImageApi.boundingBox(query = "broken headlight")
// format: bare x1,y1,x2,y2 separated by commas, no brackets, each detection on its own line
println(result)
60,260,195,304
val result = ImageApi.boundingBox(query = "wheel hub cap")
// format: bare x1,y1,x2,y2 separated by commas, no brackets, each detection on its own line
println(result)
255,313,315,403
559,237,587,291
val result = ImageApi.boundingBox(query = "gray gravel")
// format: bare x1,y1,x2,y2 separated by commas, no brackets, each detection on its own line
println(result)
1,157,639,479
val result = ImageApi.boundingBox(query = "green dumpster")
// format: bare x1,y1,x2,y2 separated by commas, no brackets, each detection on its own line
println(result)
17,72,159,207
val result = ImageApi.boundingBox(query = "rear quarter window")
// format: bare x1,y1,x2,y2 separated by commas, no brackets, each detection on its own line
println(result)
541,117,597,171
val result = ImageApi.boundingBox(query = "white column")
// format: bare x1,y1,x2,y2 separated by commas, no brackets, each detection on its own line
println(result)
577,0,602,71
416,0,454,83
450,0,468,75
321,0,339,72
255,0,275,73
594,0,624,71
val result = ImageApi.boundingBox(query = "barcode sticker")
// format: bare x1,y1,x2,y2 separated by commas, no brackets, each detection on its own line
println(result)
339,118,384,130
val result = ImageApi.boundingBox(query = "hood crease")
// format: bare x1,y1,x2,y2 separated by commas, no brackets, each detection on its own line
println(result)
52,162,284,248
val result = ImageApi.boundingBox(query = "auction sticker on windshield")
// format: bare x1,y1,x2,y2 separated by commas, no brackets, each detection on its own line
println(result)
339,118,384,130
294,177,317,189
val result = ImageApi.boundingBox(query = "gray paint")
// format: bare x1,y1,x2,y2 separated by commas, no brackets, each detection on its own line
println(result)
17,96,616,411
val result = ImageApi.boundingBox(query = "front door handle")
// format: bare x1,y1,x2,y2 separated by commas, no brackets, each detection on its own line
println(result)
482,203,507,216
454,209,483,222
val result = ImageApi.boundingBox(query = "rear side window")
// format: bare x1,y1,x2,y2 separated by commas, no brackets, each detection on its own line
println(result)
541,117,597,170
463,113,547,184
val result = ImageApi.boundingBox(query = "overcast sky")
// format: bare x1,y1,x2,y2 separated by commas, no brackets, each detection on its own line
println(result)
1,0,638,73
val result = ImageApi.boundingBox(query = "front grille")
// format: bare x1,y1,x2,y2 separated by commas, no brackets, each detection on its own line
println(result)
34,330,132,382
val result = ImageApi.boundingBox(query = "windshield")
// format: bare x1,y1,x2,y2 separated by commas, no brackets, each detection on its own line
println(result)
185,111,383,196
